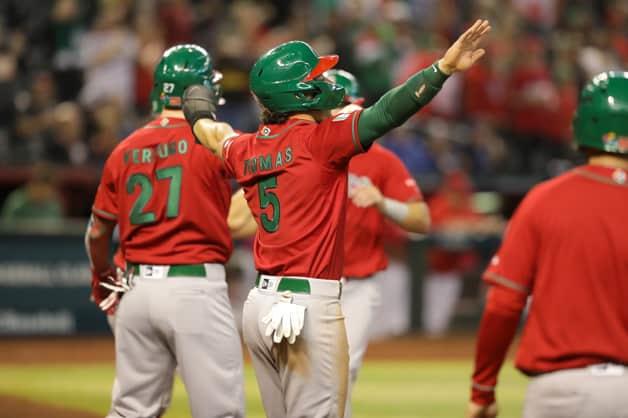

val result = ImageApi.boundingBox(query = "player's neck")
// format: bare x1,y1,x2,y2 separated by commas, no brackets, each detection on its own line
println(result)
289,109,331,123
588,155,628,170
160,109,186,120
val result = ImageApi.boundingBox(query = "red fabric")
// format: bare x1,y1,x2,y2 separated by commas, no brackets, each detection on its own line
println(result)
427,192,480,272
158,4,194,45
93,117,233,265
135,64,153,109
471,286,527,405
507,63,561,139
481,164,628,375
222,112,364,279
343,144,422,278
462,63,508,124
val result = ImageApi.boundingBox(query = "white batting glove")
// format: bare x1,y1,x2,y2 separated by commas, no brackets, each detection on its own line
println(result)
98,268,131,312
261,292,306,344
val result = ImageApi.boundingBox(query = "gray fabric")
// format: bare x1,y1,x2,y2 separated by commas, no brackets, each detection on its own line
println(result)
243,287,349,418
341,277,381,418
523,365,628,418
107,268,244,418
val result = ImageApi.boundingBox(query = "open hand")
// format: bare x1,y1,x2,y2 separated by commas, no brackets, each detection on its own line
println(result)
440,19,491,75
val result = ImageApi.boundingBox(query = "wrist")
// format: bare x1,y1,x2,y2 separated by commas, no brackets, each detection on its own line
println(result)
471,383,495,406
381,198,409,223
437,59,455,76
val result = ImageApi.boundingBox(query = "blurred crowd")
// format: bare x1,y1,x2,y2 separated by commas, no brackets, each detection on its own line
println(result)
0,0,626,219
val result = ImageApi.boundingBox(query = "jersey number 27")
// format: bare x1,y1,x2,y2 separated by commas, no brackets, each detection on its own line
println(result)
127,166,182,225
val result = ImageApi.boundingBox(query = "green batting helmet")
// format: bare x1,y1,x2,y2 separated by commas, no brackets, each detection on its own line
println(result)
324,69,365,105
249,41,345,113
573,71,628,154
150,44,223,114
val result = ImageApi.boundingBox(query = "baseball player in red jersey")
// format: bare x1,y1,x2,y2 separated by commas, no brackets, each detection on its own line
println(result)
468,71,628,418
85,45,246,418
183,19,490,418
325,69,430,418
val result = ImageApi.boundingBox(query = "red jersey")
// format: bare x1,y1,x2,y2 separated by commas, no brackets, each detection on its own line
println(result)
427,194,481,273
92,117,233,264
471,164,628,404
343,143,422,278
222,112,364,279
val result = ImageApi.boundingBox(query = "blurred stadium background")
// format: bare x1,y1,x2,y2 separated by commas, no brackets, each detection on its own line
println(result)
0,0,625,416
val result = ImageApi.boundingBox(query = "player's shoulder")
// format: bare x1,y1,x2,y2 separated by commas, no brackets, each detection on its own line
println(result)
527,169,581,198
516,169,582,213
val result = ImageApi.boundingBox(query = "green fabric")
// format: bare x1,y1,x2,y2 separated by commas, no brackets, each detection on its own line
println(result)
0,188,63,221
255,275,312,294
129,263,207,277
573,71,628,154
249,41,345,113
357,62,449,148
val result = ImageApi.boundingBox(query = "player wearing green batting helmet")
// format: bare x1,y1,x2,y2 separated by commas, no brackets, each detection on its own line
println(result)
573,71,628,155
324,69,365,105
249,41,346,114
151,44,224,114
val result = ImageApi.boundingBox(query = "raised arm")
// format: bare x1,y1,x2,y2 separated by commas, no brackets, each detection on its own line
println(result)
358,19,491,148
182,85,237,158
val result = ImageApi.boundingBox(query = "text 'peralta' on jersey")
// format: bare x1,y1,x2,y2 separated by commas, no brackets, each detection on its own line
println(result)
344,143,422,278
222,111,365,279
93,117,233,264
484,164,628,373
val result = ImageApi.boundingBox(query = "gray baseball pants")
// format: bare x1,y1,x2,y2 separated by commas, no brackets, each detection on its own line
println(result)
106,263,245,418
341,276,381,418
242,275,349,418
523,364,628,418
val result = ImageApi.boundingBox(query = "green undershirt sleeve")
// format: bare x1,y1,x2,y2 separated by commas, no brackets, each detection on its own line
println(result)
357,61,449,148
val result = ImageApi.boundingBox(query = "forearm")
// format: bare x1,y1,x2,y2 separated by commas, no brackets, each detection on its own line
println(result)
358,62,449,147
192,119,235,158
379,200,430,233
471,285,527,405
85,215,115,275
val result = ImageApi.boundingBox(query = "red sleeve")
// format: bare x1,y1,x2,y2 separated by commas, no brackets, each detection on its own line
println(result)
482,190,539,292
471,190,539,405
308,110,364,168
470,285,527,405
92,154,119,221
380,151,422,202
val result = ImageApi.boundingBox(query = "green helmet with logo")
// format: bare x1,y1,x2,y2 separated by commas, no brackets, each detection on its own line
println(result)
324,69,365,105
249,41,345,113
150,44,223,114
573,71,628,154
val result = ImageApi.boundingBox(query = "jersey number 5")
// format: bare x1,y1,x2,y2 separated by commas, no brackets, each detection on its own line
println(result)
127,166,182,225
259,176,280,233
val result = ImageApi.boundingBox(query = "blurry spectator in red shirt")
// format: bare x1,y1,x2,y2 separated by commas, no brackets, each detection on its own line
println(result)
423,171,502,337
508,36,559,140
462,40,511,127
158,0,194,46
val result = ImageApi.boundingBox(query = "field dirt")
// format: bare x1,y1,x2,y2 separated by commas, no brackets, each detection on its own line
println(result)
0,394,101,418
0,333,477,416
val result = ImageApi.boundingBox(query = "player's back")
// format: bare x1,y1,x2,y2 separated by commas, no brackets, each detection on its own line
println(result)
223,113,364,279
95,117,232,265
515,164,628,371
